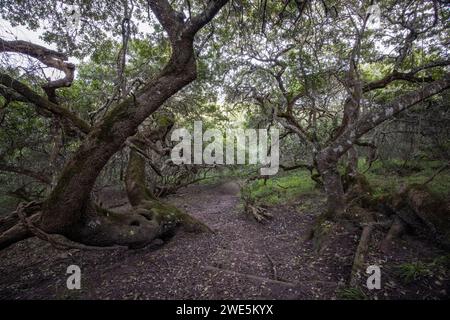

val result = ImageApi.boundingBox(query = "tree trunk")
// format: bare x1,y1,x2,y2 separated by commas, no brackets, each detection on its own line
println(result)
125,142,210,237
346,146,359,177
317,78,450,220
0,0,230,250
316,152,346,218
38,38,198,237
1,43,199,248
48,116,63,191
125,141,153,208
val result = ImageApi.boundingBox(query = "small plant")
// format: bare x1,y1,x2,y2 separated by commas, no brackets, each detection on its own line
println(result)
396,262,432,283
337,287,367,300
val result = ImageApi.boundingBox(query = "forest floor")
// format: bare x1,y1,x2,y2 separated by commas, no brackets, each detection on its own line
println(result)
0,181,448,300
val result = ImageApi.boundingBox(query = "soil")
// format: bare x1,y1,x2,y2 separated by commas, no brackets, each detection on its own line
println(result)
0,181,448,300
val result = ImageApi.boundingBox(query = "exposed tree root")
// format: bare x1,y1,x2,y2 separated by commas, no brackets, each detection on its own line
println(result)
15,202,127,250
0,201,154,250
264,249,279,280
247,204,273,223
0,201,42,250
304,211,335,253
239,179,273,223
0,197,210,251
365,182,450,251
349,213,375,286
203,265,297,287
0,201,41,234
0,218,33,250
379,216,406,254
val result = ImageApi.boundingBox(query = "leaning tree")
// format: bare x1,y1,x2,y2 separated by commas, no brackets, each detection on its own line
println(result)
0,0,229,249
221,0,449,218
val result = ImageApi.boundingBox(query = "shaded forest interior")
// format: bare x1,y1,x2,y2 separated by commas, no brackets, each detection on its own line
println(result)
0,0,449,299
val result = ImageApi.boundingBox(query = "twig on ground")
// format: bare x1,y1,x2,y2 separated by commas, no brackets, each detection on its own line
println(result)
264,250,279,280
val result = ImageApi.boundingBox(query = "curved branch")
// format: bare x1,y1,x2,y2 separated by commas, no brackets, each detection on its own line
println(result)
279,162,314,172
183,0,229,37
147,0,228,43
147,0,185,41
0,72,91,134
363,60,450,92
0,163,51,185
0,39,75,97
0,84,27,102
325,76,450,160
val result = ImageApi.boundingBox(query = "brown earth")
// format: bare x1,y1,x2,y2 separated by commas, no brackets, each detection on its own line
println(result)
0,181,448,299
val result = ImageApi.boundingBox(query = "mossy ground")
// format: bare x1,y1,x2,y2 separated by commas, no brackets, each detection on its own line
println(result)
361,159,449,200
238,159,450,254
237,158,449,212
241,169,316,206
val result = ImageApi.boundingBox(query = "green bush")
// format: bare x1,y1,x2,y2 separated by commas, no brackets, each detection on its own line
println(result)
241,169,315,206
361,159,449,200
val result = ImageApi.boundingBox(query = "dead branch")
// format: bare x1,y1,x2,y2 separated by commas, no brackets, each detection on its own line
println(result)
421,161,450,186
264,249,279,280
379,216,406,254
0,39,75,99
350,213,375,286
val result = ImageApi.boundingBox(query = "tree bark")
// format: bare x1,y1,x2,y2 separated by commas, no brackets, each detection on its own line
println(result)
320,77,450,219
0,0,228,249
39,56,197,233
346,146,359,177
125,141,210,238
316,152,346,218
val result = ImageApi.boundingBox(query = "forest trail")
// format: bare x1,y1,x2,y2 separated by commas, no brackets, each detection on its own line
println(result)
1,181,445,299
0,181,350,299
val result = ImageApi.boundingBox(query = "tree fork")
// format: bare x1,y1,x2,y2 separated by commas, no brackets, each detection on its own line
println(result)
126,138,211,236
0,0,228,250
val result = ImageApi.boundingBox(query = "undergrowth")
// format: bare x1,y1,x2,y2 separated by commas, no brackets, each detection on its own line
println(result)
240,169,316,206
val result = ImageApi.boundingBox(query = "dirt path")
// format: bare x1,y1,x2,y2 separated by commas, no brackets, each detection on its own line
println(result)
0,181,447,299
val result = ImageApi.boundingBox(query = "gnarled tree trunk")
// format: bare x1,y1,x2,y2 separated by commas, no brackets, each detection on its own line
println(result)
317,77,450,219
126,139,210,238
0,0,228,250
316,151,346,218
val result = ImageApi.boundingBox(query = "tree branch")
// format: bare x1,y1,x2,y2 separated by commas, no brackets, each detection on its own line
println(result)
325,76,450,159
0,39,75,98
0,163,51,185
363,60,450,92
183,0,229,37
147,0,185,41
0,73,91,134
